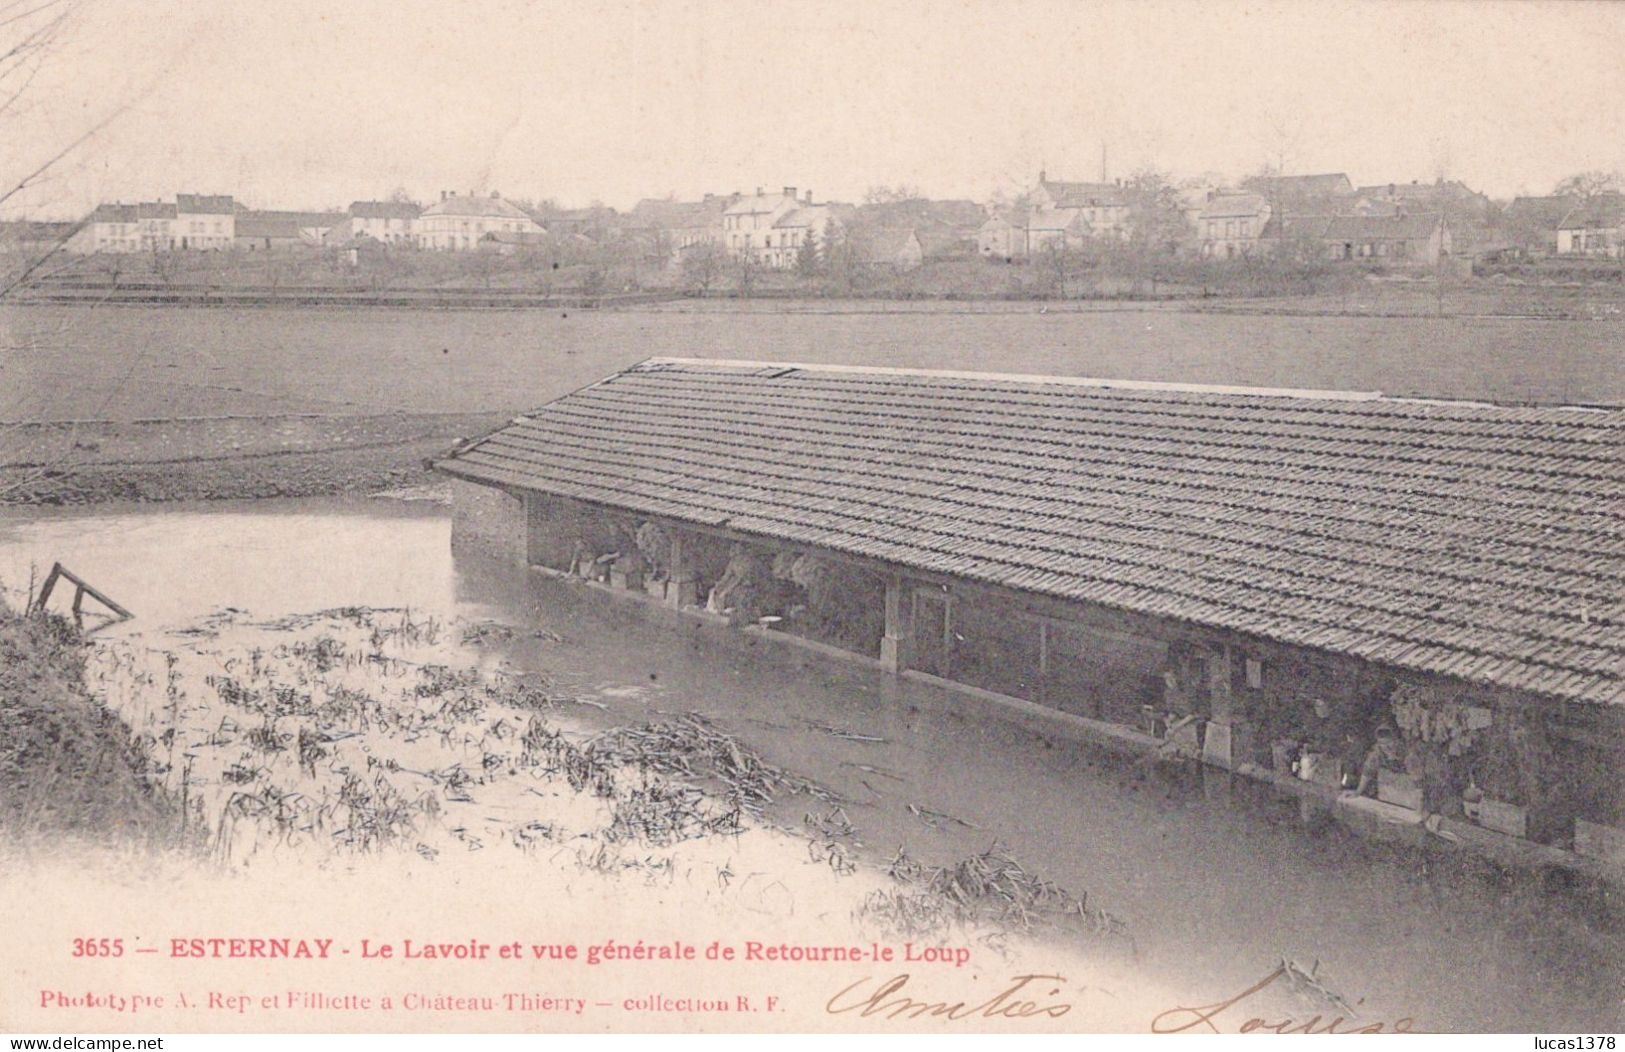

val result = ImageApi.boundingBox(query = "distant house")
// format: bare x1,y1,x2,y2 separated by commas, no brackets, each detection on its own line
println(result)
66,203,139,253
856,198,984,230
1265,213,1450,265
851,226,924,270
978,210,1027,260
1556,195,1624,258
537,205,618,243
721,187,843,269
852,199,983,261
1026,202,1093,254
1503,195,1579,257
770,205,840,269
1030,174,1130,238
1196,192,1271,259
343,200,420,245
914,223,975,261
1242,173,1354,215
235,211,342,251
1353,179,1494,250
234,213,304,251
416,192,541,251
1356,179,1490,214
723,187,809,267
628,195,735,262
0,220,80,255
976,172,1134,259
137,202,177,251
175,193,236,249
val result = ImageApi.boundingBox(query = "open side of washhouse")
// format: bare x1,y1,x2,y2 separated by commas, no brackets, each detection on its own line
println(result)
435,357,1625,862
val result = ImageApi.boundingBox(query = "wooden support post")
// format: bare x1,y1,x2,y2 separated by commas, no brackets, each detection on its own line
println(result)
667,532,700,609
29,562,133,625
1037,620,1049,705
31,563,63,613
880,573,912,674
523,493,548,567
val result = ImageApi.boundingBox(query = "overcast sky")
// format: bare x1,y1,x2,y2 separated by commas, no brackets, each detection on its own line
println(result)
7,0,1624,217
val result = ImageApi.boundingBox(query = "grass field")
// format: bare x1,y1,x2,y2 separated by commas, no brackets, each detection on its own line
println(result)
3,299,1623,424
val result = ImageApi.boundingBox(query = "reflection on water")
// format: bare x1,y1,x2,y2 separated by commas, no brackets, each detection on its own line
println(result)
1,496,1620,1032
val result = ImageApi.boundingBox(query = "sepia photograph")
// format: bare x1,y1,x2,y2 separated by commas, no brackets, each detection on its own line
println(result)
1,0,1622,1038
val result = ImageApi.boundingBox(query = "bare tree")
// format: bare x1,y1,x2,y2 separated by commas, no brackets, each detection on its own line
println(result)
679,240,727,297
733,245,759,297
0,1,147,502
1118,169,1190,292
863,184,923,205
1552,170,1624,203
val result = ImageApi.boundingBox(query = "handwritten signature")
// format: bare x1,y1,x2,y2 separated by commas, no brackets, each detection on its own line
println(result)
826,973,1071,1022
1151,964,1418,1034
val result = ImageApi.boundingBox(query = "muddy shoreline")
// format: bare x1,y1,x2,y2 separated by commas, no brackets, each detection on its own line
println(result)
0,412,499,505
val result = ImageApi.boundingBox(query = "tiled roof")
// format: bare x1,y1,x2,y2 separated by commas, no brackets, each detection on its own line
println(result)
233,211,337,239
773,206,829,230
89,203,138,223
850,225,921,263
437,359,1625,706
1320,213,1444,241
349,200,421,220
1508,195,1578,229
421,194,533,220
630,197,731,228
1198,193,1269,221
175,193,235,215
234,214,303,239
1558,194,1625,231
1040,180,1126,208
1259,214,1440,241
725,193,801,216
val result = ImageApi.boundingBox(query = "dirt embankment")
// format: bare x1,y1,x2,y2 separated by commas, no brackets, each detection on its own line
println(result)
0,608,174,842
0,411,506,506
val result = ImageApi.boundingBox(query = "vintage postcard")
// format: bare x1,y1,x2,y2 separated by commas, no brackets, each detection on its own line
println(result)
1,0,1623,1037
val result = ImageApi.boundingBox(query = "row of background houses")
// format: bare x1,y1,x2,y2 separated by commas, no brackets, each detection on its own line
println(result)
16,170,1625,271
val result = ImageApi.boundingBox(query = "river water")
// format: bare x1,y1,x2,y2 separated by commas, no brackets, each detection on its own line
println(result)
2,495,1620,1032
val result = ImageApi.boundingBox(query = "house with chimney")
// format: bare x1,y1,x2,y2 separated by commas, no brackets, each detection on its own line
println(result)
175,194,236,249
0,219,79,255
723,187,837,269
1503,196,1579,258
628,195,736,262
339,200,421,245
66,203,139,253
1242,172,1354,208
1556,195,1624,259
415,191,541,251
1030,173,1131,241
137,202,177,251
850,226,924,270
852,199,985,261
235,211,343,251
978,209,1028,260
1264,212,1451,266
1197,192,1272,259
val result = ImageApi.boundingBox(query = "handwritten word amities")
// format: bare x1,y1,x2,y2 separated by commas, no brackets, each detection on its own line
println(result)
827,973,1072,1023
